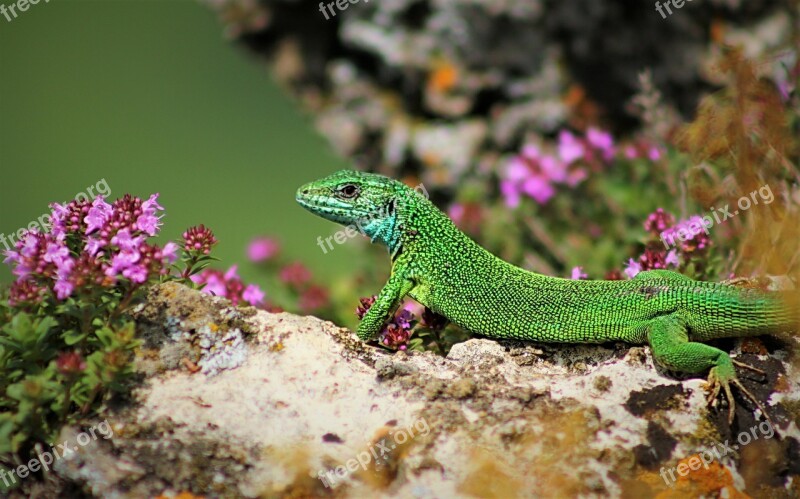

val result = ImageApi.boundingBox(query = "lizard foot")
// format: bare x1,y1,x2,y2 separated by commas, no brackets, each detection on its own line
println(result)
705,365,774,426
731,358,766,376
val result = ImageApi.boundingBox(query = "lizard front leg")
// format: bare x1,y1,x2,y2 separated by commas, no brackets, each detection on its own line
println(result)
357,272,415,341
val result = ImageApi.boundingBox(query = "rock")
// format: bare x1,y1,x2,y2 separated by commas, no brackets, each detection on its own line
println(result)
47,283,800,497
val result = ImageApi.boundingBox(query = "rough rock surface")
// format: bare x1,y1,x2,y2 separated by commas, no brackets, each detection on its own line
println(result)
53,283,800,497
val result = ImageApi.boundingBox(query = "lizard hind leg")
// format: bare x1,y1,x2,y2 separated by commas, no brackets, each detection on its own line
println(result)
644,314,772,425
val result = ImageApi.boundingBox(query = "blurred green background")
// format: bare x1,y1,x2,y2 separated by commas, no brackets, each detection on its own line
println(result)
0,0,358,288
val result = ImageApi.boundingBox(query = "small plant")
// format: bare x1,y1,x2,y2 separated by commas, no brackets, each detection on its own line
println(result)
0,194,264,488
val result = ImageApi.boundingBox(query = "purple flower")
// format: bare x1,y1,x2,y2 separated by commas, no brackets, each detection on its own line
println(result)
3,249,20,266
502,145,566,206
500,179,522,208
665,249,680,267
106,250,140,277
520,175,556,205
84,197,113,235
162,241,179,264
247,237,280,263
43,242,69,266
394,309,414,329
586,127,615,161
111,229,144,252
557,131,584,164
54,278,74,300
624,258,642,279
21,232,39,258
243,284,266,306
193,271,227,297
660,215,711,254
122,264,148,284
141,193,163,214
85,238,104,257
570,266,588,280
644,208,675,235
136,214,160,236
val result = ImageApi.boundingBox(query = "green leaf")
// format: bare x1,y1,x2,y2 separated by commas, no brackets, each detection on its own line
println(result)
63,329,87,346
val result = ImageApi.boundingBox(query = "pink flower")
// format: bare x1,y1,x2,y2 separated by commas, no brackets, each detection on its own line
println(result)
557,131,584,164
162,242,179,264
195,272,227,297
587,127,613,150
43,243,69,266
122,264,148,283
84,197,113,235
2,249,20,266
520,175,556,205
106,250,140,277
136,214,161,236
243,284,265,306
644,208,675,235
224,265,239,281
570,266,588,280
111,229,144,252
54,275,74,300
85,238,104,257
279,262,311,288
141,193,164,214
665,249,680,267
500,180,522,208
624,258,642,279
247,237,280,263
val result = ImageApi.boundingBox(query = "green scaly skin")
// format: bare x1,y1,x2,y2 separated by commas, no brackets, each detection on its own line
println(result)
296,170,797,423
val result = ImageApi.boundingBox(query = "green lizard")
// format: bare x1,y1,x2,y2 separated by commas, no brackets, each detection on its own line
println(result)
296,170,797,423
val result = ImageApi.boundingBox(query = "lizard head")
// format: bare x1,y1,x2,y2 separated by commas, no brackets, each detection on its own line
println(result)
296,170,419,251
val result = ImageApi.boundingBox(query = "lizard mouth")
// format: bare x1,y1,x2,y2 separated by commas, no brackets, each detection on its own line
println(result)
295,187,372,223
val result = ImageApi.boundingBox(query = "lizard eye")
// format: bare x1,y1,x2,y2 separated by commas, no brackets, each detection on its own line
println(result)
337,184,360,199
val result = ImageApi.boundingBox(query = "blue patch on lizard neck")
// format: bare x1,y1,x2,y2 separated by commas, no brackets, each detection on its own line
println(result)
359,201,401,255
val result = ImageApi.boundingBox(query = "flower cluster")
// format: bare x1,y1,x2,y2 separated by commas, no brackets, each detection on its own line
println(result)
660,215,712,255
3,194,177,307
356,295,414,350
190,265,265,307
182,224,218,255
501,128,616,207
623,209,711,278
624,247,680,278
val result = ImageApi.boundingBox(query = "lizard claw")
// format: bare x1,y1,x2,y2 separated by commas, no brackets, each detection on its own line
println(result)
732,358,766,376
705,364,774,426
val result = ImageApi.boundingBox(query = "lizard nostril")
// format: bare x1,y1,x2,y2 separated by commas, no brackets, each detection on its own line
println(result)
302,189,309,195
